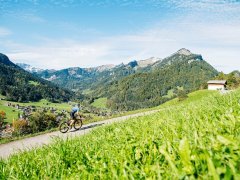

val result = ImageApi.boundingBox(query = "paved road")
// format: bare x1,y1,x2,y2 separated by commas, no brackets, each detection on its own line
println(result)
0,110,159,159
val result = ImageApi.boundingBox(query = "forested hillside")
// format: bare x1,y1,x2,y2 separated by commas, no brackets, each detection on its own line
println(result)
0,53,73,102
93,50,218,110
34,59,154,91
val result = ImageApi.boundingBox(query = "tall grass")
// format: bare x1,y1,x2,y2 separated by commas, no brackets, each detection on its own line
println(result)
1,90,240,179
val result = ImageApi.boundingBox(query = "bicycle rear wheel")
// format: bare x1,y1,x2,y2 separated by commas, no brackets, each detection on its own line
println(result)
59,122,69,133
73,119,82,130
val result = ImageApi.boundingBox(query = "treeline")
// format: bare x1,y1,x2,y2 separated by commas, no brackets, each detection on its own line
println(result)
0,54,74,102
215,71,240,89
94,59,218,110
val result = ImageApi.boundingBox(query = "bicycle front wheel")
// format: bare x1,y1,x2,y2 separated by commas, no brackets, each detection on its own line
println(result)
59,122,69,133
73,119,82,130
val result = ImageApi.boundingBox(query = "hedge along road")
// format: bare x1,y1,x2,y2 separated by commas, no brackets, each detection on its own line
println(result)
0,110,160,159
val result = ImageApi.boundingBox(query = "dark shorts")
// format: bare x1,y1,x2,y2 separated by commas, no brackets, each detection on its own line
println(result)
70,111,77,119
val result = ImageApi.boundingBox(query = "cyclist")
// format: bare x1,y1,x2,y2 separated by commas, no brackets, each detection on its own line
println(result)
70,104,80,120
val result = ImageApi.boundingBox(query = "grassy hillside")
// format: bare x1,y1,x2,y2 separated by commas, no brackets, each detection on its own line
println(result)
6,99,72,111
0,102,20,123
159,89,218,108
1,90,240,179
0,99,72,123
91,97,108,109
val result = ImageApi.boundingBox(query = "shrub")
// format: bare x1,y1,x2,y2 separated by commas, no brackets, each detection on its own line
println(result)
28,111,57,133
177,90,188,101
0,111,6,128
12,119,29,136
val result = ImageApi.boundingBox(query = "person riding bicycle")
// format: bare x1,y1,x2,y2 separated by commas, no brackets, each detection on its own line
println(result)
70,104,80,120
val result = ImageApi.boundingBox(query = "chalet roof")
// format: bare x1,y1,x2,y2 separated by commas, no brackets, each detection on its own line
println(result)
207,80,227,84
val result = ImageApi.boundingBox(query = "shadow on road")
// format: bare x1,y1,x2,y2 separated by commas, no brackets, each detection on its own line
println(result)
70,123,105,133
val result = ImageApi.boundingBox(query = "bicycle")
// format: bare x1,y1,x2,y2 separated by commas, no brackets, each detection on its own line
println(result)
59,114,84,133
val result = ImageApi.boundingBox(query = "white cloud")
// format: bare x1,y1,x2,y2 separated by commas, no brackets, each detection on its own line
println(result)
6,40,112,69
0,27,11,37
4,21,240,73
1,0,239,72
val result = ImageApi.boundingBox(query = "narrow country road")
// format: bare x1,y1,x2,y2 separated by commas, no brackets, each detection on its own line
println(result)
0,110,159,159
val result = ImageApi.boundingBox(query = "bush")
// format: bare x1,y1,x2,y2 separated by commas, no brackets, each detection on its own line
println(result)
12,119,29,136
177,90,188,101
0,111,6,128
28,112,57,133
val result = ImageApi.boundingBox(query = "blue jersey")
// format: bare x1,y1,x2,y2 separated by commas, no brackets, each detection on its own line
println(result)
72,107,79,113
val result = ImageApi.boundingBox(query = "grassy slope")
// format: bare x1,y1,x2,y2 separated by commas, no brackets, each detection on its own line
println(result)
159,89,218,108
91,97,108,109
0,102,20,123
9,99,72,111
0,99,72,123
2,90,240,179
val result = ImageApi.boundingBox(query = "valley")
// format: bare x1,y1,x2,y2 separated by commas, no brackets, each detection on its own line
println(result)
1,1,239,178
1,49,240,178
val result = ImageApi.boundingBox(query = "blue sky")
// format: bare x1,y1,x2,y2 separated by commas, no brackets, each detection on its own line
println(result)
0,0,240,72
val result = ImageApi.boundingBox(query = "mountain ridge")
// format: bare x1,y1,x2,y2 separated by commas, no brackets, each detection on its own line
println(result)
91,49,218,110
0,53,74,102
11,48,217,105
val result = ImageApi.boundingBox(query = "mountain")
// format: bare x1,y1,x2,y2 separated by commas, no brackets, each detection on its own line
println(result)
137,57,160,68
14,48,218,110
151,48,203,68
86,64,115,72
0,53,18,68
92,49,218,110
16,63,44,73
35,59,159,91
0,53,74,102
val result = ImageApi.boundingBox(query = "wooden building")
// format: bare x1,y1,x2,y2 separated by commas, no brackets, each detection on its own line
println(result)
207,80,227,90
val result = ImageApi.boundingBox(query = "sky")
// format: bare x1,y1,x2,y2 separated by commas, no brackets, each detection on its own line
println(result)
0,0,240,72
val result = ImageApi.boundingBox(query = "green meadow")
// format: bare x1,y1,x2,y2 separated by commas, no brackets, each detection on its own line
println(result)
1,89,239,179
0,98,72,123
91,97,108,109
0,102,20,123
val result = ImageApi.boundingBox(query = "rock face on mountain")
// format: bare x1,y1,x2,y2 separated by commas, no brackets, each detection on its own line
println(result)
137,57,160,68
86,64,115,72
0,53,73,102
16,63,44,73
176,48,192,55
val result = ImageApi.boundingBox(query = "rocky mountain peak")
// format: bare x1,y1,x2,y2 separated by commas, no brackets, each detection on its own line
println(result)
137,57,161,68
94,64,115,72
176,48,192,56
16,63,44,73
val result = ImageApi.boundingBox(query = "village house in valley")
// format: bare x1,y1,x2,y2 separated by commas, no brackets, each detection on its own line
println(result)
207,80,227,90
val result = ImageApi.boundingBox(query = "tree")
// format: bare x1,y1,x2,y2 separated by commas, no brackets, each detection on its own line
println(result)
177,90,188,101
